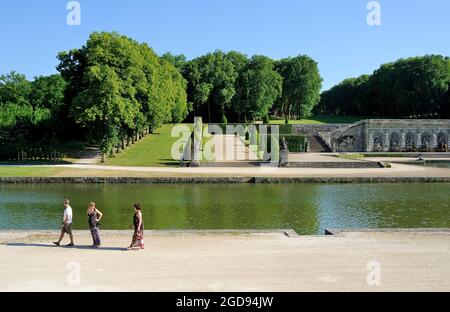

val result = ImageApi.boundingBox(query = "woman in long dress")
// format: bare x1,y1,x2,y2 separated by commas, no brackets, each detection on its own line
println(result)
87,202,103,248
128,203,144,250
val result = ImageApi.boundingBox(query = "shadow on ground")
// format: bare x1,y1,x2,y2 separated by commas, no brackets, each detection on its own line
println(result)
6,243,128,252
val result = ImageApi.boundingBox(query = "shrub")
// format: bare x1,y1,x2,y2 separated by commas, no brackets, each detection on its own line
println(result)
220,114,228,124
259,134,308,153
277,124,293,135
282,135,309,152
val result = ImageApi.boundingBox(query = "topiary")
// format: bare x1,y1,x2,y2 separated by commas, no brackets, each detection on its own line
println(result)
220,114,228,124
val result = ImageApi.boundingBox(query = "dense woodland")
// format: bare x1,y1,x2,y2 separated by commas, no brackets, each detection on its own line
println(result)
1,31,449,160
315,55,450,118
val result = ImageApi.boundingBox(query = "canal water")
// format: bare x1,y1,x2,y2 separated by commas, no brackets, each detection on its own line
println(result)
0,183,449,235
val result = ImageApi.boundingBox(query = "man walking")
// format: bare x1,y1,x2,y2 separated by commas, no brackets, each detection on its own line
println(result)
53,199,74,247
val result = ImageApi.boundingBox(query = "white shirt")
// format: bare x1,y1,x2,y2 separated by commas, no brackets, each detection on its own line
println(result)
63,206,73,224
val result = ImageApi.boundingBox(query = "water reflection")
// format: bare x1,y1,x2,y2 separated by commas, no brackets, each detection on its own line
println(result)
0,183,449,234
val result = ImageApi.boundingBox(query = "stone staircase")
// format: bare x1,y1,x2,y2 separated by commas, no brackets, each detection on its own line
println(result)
308,135,331,152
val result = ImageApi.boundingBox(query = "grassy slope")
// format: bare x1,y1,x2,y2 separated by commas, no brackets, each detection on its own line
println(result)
105,124,191,167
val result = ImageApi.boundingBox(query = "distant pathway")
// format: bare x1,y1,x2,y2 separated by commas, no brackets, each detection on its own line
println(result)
70,147,102,164
209,134,258,161
31,162,450,178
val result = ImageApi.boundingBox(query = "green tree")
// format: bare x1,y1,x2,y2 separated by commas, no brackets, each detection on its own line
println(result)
184,50,238,122
57,32,188,160
443,84,450,118
161,52,187,71
29,75,66,111
0,71,32,107
274,55,323,119
233,55,282,121
315,75,369,116
317,55,450,118
368,55,450,117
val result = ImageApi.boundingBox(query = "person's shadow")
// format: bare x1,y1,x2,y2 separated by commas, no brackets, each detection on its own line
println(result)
6,243,128,252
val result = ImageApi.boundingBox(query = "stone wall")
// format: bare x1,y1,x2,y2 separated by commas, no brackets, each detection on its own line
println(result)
328,121,367,152
292,124,350,136
328,119,450,152
1,176,450,184
285,161,383,168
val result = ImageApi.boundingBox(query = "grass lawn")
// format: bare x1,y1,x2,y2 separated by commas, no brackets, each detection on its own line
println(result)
270,116,366,125
0,167,62,177
0,166,240,177
337,153,365,160
105,124,192,167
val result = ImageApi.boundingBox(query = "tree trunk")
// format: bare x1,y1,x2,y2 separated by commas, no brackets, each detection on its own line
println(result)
101,154,106,163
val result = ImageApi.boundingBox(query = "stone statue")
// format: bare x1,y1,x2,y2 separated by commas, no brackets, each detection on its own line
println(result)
279,137,289,167
281,137,289,152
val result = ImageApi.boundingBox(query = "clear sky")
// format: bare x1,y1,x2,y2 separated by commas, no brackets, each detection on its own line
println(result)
0,0,449,90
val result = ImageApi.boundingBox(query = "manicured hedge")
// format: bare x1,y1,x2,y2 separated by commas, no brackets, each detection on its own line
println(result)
259,134,308,153
282,135,309,152
206,123,307,153
277,124,293,135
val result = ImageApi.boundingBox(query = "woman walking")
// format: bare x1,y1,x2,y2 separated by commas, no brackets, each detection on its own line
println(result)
128,203,144,250
87,202,103,248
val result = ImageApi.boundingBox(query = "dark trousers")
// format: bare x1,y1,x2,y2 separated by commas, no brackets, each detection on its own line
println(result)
90,227,101,246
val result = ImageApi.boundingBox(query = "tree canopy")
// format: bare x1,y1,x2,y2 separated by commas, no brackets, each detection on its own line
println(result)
233,55,282,121
183,50,238,123
315,55,450,118
57,32,189,157
273,55,323,119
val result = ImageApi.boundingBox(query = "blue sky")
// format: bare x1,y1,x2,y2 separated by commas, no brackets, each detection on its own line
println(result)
0,0,449,90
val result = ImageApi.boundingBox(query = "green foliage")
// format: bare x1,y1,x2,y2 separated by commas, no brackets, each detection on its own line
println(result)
183,52,322,123
0,72,32,106
277,124,293,135
316,55,450,118
233,55,282,121
263,114,270,124
0,71,68,160
184,51,238,122
281,135,309,152
258,133,308,154
57,32,188,156
29,75,66,111
220,114,228,124
161,52,187,71
274,55,323,119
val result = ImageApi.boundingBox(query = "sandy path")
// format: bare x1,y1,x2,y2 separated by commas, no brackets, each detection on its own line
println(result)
0,230,449,292
208,134,257,161
51,162,450,177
